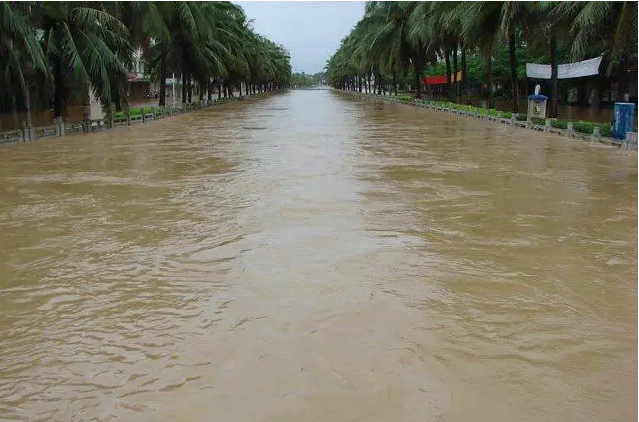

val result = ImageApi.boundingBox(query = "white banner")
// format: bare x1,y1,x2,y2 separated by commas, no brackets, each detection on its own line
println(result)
526,56,602,80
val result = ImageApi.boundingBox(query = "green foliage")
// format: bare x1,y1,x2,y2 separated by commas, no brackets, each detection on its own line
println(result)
1,1,292,118
291,72,322,87
573,120,595,134
600,123,613,137
531,117,546,125
550,119,568,129
326,0,637,114
516,114,528,121
397,94,413,102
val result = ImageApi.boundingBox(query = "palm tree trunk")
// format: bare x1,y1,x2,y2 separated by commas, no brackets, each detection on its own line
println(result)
24,87,32,139
461,47,467,96
53,55,64,118
445,49,451,86
485,48,492,110
207,80,212,101
82,90,91,133
187,74,192,103
11,95,18,131
199,81,204,101
453,45,458,97
182,72,187,104
414,48,424,99
393,71,398,96
158,44,167,107
549,28,558,118
508,29,519,113
217,81,222,99
17,73,33,138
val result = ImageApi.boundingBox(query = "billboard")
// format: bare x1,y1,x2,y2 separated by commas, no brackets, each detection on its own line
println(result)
526,56,602,80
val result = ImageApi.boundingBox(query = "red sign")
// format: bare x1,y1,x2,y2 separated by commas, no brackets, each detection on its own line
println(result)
423,72,463,85
423,75,447,85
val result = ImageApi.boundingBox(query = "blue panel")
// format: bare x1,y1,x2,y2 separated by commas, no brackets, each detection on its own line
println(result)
613,103,636,140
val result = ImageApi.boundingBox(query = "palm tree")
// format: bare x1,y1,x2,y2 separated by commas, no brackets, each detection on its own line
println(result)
451,2,500,109
365,2,428,98
109,1,169,107
529,2,572,118
29,3,131,120
0,1,48,131
559,1,638,102
500,2,529,113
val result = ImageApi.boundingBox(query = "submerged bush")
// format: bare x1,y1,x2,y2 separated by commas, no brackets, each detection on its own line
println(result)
531,117,546,125
550,119,568,129
573,120,594,134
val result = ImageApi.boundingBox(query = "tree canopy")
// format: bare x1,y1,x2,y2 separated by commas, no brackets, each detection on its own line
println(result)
1,1,293,120
326,1,637,114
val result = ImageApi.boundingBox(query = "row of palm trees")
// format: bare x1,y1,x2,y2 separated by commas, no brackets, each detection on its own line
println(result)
1,1,292,126
326,1,637,116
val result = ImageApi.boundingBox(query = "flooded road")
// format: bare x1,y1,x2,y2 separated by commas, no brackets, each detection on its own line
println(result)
0,90,636,422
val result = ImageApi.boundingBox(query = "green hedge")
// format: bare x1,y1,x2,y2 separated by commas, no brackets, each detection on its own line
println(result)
531,117,545,125
550,119,568,129
375,95,619,139
572,120,594,134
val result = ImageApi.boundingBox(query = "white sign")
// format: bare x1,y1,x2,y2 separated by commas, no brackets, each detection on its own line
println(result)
526,56,602,80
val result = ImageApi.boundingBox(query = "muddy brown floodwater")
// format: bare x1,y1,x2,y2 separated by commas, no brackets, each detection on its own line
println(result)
0,90,636,422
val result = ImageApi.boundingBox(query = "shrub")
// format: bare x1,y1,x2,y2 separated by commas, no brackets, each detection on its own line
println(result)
488,109,499,117
397,94,413,102
502,111,512,119
600,123,612,137
573,120,594,134
550,119,568,129
515,114,527,121
114,111,125,119
531,117,546,126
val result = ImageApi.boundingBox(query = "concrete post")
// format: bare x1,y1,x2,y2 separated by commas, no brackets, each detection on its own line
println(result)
592,126,600,140
55,117,66,137
622,132,637,150
545,119,551,132
20,121,27,142
567,121,573,136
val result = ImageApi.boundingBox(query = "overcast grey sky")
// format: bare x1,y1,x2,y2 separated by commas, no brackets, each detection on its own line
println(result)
236,1,365,74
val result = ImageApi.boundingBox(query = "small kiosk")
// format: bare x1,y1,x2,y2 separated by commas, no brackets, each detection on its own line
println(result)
527,85,548,119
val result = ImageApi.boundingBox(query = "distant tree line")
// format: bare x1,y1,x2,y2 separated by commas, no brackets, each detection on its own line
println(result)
1,1,293,125
326,1,637,116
